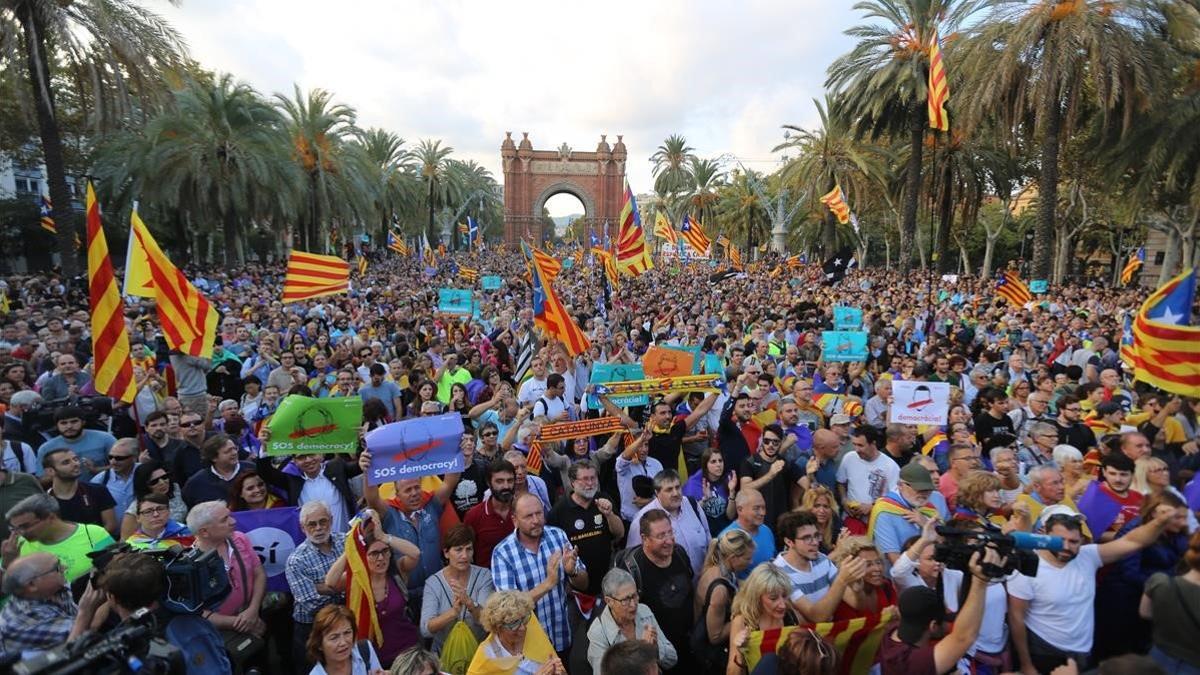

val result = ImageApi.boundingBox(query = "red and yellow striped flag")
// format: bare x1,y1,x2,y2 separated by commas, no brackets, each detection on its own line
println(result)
729,246,744,270
680,215,711,256
653,212,677,245
531,256,590,357
458,266,479,283
1132,268,1200,395
745,606,897,675
995,270,1033,306
84,183,136,404
615,181,653,276
928,30,949,131
282,251,350,304
343,518,383,646
820,185,851,225
126,209,218,358
522,241,561,285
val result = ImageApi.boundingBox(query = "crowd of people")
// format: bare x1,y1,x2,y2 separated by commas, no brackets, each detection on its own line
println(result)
0,245,1196,675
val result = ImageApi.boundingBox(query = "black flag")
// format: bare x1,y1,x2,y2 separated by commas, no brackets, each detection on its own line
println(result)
821,248,856,285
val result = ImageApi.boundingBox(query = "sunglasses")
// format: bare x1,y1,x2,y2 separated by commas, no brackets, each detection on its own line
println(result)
108,454,135,461
180,420,202,428
148,474,170,485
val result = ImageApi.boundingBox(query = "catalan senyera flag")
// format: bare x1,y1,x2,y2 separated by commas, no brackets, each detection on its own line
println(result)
421,233,436,267
653,212,677,246
356,255,368,276
786,254,803,269
521,241,561,285
995,270,1033,306
928,30,949,132
282,250,351,303
572,249,584,267
729,246,744,270
531,254,590,357
820,185,851,225
457,222,468,235
126,209,218,358
458,266,479,283
715,234,730,249
744,607,897,675
680,214,711,256
343,517,383,646
39,194,56,234
615,181,653,276
592,247,620,290
1132,268,1200,395
1121,247,1145,285
83,183,136,404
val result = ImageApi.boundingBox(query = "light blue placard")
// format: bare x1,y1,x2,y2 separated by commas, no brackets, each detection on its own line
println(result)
481,275,503,291
562,258,574,269
833,306,863,330
585,363,648,411
703,353,725,376
821,331,869,362
437,288,473,315
1029,279,1048,294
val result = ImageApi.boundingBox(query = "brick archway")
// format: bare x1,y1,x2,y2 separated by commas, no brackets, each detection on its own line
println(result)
500,132,626,244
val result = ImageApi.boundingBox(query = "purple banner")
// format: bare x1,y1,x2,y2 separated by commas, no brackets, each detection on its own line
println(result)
233,506,303,592
363,412,464,486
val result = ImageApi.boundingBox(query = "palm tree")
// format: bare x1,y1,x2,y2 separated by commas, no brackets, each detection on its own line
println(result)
774,96,890,254
650,134,696,196
411,139,454,244
958,0,1165,279
354,127,415,238
714,170,770,252
275,86,362,253
686,158,725,226
1,0,187,274
827,0,985,272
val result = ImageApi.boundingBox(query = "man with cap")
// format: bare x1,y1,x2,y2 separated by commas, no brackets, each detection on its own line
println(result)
880,547,1006,674
867,460,940,573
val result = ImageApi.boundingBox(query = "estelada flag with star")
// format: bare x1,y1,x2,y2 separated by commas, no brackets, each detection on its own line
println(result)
1132,267,1200,395
821,247,856,285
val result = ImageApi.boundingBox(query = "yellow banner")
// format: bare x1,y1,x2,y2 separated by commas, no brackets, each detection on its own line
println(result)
744,606,897,675
593,374,725,398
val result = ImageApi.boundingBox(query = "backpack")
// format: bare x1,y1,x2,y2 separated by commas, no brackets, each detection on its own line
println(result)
164,613,233,675
611,544,693,592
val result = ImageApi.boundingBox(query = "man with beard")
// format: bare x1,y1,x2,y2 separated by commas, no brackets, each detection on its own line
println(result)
838,426,900,531
491,493,588,658
1076,452,1142,544
773,510,866,622
463,459,518,567
170,411,209,486
42,448,117,536
718,391,758,474
1008,502,1177,673
285,502,345,669
739,424,801,530
141,411,187,471
547,459,623,598
35,407,116,479
1053,395,1097,452
867,462,939,573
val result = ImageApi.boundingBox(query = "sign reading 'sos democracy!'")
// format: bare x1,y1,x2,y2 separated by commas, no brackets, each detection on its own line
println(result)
265,396,363,455
364,412,465,486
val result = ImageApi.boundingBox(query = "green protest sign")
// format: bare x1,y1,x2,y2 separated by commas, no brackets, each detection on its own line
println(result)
266,395,362,455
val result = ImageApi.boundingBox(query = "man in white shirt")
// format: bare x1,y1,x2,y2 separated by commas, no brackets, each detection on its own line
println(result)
1008,503,1177,673
772,510,864,622
516,356,549,405
837,426,900,527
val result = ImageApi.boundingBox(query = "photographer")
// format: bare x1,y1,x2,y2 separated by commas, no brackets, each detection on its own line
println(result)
92,550,230,675
1007,502,1179,673
880,546,1007,674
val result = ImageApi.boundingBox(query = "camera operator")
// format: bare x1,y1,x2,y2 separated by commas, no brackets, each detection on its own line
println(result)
880,546,1007,675
1007,502,1179,674
93,550,230,675
0,552,102,655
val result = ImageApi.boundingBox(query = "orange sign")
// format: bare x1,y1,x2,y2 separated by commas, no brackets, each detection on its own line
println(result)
642,345,694,378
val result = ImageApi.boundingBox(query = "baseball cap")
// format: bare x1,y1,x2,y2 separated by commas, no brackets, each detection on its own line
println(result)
896,586,946,644
899,462,936,491
830,413,852,426
1095,401,1123,417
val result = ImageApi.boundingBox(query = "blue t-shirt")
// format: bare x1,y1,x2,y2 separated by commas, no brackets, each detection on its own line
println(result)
36,430,116,478
382,498,443,595
358,380,403,418
720,520,776,579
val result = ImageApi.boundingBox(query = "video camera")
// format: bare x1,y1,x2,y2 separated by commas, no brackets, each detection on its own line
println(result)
25,396,114,434
90,543,231,615
933,526,1063,579
3,608,181,675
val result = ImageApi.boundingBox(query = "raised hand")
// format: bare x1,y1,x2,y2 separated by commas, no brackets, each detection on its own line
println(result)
595,498,614,516
545,550,563,583
641,622,657,644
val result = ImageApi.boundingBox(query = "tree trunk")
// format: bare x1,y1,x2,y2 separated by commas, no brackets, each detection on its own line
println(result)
19,4,79,276
981,233,999,279
222,208,240,266
900,104,925,273
936,161,954,274
1033,81,1061,279
1052,229,1072,284
426,177,437,246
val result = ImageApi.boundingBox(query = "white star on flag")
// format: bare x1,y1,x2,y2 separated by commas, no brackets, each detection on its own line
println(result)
1154,307,1185,325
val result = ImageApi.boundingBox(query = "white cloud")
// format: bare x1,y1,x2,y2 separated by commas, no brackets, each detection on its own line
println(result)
167,0,858,204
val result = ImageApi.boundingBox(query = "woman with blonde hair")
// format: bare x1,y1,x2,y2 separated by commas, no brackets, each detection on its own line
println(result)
827,536,896,622
1132,456,1198,532
468,590,563,675
726,564,796,674
800,485,842,553
954,470,1031,533
693,528,756,672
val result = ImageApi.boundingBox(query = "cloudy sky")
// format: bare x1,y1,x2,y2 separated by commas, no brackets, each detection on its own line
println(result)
169,1,860,216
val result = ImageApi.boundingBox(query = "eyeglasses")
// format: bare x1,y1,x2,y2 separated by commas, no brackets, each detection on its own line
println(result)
30,562,64,580
481,431,498,437
10,517,43,533
108,454,134,461
607,592,638,606
499,616,531,632
148,474,170,486
138,506,168,516
793,534,821,543
761,437,781,446
367,548,391,559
